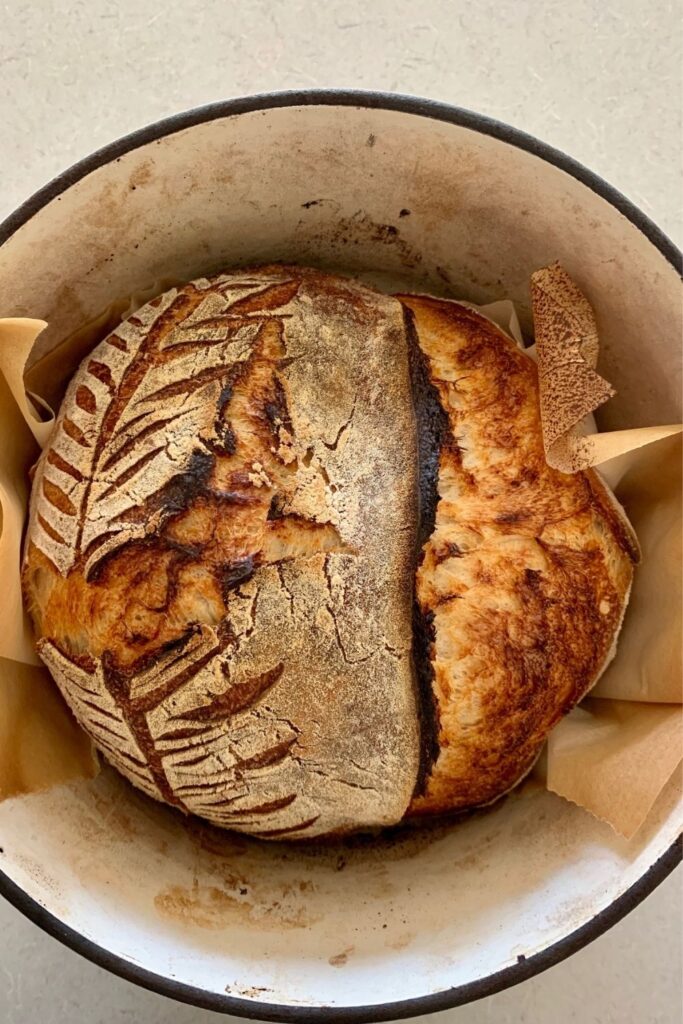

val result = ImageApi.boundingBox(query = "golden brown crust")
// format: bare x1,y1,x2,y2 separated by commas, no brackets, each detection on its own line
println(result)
22,267,421,837
398,296,637,816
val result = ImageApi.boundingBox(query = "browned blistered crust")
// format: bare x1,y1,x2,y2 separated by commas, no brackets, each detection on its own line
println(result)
22,267,421,838
398,295,638,816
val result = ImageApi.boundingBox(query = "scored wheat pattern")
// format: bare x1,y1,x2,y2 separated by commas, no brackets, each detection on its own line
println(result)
28,271,350,835
33,275,307,578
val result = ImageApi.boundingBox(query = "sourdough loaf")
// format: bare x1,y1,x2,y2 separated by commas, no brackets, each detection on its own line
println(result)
22,267,638,837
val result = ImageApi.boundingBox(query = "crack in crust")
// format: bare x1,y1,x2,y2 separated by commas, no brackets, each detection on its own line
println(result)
322,554,372,666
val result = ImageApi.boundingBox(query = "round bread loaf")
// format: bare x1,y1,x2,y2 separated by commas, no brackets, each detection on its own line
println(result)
22,266,638,838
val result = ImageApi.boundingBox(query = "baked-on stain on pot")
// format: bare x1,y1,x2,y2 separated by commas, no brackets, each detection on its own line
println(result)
151,804,496,935
155,878,322,932
329,946,354,967
304,210,423,270
128,161,154,191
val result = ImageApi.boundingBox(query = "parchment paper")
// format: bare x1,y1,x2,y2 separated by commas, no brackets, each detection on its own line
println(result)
22,277,179,409
592,432,682,702
547,699,682,839
0,268,680,838
0,349,45,666
464,298,524,346
0,657,98,800
0,320,53,446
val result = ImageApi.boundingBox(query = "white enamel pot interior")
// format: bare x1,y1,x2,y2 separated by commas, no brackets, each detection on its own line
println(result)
0,92,680,1023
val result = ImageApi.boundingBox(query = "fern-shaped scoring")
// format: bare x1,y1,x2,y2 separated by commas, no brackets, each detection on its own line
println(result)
39,628,320,835
26,271,390,838
30,274,302,579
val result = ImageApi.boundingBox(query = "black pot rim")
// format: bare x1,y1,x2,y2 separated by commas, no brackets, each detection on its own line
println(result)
0,89,680,1024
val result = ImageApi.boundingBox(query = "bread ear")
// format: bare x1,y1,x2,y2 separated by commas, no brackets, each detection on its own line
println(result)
398,295,636,818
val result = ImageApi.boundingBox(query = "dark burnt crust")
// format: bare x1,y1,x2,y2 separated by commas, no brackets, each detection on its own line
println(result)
263,376,293,437
86,450,216,582
409,604,440,798
217,555,257,599
403,305,443,796
404,307,449,550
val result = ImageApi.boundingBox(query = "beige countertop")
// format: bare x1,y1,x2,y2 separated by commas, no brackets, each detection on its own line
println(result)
0,2,680,1022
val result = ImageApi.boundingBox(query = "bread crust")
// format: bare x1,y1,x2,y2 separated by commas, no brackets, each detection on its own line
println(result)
22,271,638,835
22,267,422,838
399,295,637,816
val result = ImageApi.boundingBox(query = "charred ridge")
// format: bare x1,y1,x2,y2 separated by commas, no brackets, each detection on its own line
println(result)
404,306,449,550
410,604,440,798
84,449,215,582
103,625,201,688
218,555,257,600
263,376,293,436
402,304,445,797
